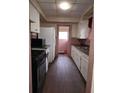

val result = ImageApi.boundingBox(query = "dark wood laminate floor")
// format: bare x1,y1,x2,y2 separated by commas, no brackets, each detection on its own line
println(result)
43,54,86,93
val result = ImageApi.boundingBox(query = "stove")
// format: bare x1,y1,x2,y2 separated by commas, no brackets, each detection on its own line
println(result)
31,50,46,93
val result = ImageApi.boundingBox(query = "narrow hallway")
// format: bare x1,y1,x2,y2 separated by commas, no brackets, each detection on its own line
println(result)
43,54,86,93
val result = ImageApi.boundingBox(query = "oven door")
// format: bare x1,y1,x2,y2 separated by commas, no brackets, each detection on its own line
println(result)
37,57,46,93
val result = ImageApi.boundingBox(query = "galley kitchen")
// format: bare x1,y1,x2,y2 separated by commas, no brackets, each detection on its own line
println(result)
29,0,94,93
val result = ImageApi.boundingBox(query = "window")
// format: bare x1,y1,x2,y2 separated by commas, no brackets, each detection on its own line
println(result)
59,32,68,40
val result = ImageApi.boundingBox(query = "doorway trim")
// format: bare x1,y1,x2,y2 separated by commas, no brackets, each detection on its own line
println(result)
85,18,94,93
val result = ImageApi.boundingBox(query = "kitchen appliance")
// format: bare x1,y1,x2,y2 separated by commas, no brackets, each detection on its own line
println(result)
31,38,46,48
38,27,56,63
31,50,46,93
31,38,49,73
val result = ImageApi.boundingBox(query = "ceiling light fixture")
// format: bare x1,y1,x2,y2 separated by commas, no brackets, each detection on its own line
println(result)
59,2,71,10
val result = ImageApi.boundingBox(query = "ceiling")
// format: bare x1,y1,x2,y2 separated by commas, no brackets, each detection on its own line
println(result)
36,0,93,22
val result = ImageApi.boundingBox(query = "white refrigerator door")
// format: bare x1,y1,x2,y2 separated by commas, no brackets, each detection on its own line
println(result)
38,27,55,63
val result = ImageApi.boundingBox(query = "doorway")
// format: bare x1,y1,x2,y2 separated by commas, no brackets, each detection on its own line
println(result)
58,26,70,54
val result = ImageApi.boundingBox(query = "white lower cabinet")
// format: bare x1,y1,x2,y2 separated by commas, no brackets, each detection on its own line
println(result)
71,45,89,81
75,54,81,70
71,46,80,70
80,57,88,81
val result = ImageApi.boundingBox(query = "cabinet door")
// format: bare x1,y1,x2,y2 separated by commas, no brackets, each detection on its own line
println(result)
76,56,81,70
29,3,37,22
71,47,74,59
73,50,80,70
71,24,78,38
80,57,88,81
31,23,38,33
29,2,40,33
73,52,77,64
72,50,75,61
77,20,89,39
71,46,75,61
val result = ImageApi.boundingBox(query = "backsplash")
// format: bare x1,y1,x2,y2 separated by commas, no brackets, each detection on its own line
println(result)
71,38,89,46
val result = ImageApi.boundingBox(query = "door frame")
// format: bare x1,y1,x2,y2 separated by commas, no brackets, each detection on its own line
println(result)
29,20,32,93
85,18,94,93
55,24,72,56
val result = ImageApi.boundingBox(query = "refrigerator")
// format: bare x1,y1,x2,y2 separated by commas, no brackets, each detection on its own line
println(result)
38,27,56,63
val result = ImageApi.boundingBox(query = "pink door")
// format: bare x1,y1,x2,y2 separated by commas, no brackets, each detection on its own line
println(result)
58,26,69,54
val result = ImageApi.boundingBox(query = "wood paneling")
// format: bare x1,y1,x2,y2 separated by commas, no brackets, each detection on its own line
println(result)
43,54,86,93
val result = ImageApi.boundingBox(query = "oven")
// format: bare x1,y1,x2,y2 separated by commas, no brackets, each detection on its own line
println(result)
31,50,46,93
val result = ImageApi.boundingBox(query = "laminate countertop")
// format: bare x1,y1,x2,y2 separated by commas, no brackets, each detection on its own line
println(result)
72,45,89,55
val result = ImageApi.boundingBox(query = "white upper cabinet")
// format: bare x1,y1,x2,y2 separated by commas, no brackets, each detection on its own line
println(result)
71,24,78,38
77,20,89,39
29,2,39,22
29,2,40,33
